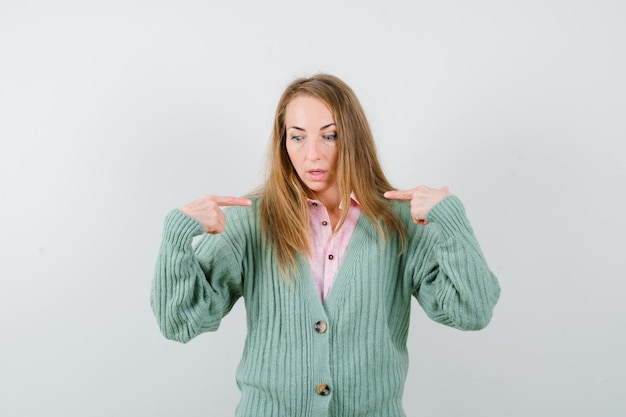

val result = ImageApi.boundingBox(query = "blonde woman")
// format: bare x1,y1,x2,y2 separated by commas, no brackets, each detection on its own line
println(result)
151,74,500,417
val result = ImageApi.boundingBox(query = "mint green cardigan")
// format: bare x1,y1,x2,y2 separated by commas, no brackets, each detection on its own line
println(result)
151,195,500,417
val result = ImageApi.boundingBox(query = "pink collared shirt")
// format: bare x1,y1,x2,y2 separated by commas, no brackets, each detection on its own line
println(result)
306,195,361,302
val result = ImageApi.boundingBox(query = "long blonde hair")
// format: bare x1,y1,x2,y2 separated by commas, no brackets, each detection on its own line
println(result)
258,74,406,276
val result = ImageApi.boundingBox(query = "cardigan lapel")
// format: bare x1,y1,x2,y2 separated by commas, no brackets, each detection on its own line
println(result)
296,213,379,316
322,214,378,313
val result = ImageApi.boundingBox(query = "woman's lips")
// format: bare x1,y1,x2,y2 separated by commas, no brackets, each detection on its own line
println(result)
307,169,327,181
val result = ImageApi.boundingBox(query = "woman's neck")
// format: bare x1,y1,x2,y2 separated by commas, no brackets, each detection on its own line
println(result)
314,189,342,229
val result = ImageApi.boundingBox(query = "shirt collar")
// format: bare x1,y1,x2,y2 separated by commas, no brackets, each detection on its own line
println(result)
307,192,360,209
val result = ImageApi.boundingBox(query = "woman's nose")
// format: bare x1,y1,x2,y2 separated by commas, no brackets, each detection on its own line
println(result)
306,138,320,160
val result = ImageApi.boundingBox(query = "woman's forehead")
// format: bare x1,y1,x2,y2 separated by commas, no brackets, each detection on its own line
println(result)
285,96,335,128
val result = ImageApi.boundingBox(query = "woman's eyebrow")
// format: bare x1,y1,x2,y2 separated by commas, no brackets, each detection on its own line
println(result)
287,123,335,131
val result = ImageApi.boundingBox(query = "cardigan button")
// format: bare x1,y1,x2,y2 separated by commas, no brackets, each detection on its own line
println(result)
316,383,330,396
314,320,328,334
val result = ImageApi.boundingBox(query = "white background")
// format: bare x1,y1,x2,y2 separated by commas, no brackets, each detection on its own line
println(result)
1,0,625,416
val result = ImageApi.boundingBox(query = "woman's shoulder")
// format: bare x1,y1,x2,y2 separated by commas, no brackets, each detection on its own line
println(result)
386,198,413,226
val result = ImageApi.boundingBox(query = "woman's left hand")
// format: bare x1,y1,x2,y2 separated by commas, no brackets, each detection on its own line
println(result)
384,185,451,225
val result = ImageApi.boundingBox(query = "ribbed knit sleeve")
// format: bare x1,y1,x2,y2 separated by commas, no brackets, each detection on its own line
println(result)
150,209,244,343
407,195,500,330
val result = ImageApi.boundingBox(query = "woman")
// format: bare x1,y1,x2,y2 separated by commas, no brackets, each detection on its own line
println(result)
151,74,500,417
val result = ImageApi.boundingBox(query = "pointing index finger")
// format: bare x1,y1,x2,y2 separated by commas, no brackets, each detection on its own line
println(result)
383,190,413,200
212,196,252,207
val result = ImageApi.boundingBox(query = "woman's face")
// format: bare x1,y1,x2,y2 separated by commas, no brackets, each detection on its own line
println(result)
284,95,339,203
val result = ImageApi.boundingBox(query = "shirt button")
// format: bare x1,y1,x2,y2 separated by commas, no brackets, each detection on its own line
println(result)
328,254,334,260
321,220,328,226
316,383,331,396
314,320,328,334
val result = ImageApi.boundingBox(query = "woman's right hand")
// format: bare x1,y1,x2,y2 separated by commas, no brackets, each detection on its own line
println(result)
179,195,252,234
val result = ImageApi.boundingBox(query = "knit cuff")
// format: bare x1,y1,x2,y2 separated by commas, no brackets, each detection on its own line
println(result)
162,209,205,250
425,195,474,238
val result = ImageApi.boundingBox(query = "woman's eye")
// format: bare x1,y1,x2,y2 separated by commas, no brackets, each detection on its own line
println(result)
291,135,303,142
323,134,336,141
